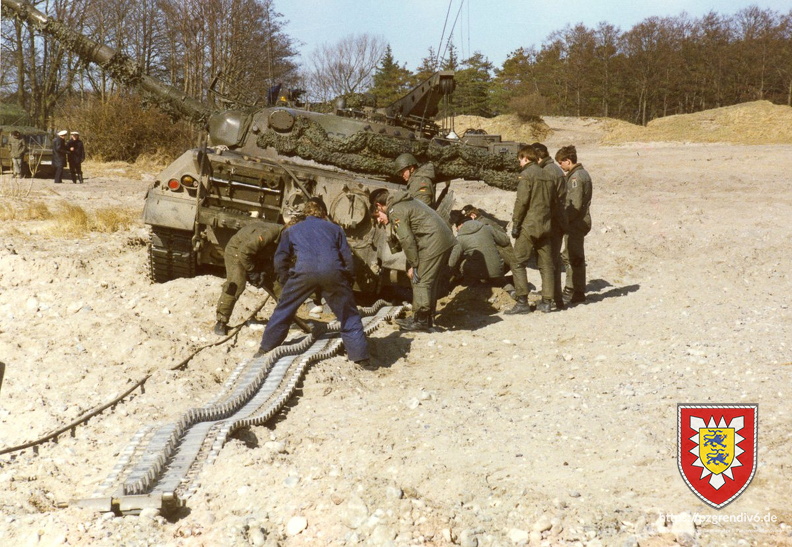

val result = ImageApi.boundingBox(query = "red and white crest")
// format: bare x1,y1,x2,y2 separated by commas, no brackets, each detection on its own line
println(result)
678,404,758,509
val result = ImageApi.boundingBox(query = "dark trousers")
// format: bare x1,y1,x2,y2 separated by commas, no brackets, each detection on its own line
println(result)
562,232,587,293
513,232,555,300
53,165,65,184
413,248,452,319
259,270,369,362
552,230,564,304
69,159,83,182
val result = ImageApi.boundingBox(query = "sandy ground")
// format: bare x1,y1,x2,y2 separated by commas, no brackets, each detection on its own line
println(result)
1,116,792,546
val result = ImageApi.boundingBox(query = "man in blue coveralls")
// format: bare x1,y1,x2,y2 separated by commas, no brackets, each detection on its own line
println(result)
257,199,371,367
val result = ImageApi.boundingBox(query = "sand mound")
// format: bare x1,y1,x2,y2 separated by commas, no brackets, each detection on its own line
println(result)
447,114,549,143
450,101,792,147
603,100,792,145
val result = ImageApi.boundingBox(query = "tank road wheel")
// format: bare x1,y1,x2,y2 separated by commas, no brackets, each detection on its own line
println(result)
148,227,196,283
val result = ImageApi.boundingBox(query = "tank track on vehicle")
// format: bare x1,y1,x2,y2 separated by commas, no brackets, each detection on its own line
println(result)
76,301,402,515
148,227,196,283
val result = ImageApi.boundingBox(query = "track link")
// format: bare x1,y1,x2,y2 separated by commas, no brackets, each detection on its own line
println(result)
76,301,401,514
148,227,196,283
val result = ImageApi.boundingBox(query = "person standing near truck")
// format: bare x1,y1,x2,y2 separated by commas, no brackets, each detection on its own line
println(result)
68,131,85,184
52,130,68,184
8,131,27,178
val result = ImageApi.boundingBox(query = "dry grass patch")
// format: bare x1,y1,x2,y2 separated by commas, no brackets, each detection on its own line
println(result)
43,203,138,236
0,201,53,221
52,203,90,235
91,207,139,232
82,154,169,181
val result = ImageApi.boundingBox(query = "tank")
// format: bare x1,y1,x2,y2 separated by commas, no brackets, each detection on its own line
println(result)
3,0,524,295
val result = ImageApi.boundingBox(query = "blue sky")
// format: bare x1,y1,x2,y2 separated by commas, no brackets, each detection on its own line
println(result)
277,0,790,72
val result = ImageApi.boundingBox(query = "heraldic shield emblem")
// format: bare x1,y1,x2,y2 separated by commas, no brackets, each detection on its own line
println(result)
678,404,758,509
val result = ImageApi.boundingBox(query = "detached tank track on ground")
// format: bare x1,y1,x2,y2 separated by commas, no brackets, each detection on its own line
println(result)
76,301,402,515
148,227,196,283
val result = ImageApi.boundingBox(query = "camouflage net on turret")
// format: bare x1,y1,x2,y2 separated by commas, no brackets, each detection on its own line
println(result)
257,115,522,191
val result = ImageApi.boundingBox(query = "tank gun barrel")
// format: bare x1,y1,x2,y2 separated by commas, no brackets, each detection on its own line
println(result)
1,0,212,125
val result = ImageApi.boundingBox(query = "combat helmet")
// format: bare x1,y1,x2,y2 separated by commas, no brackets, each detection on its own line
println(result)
393,153,418,176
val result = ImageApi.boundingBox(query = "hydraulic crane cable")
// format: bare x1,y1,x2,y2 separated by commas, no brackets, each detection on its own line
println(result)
436,0,466,69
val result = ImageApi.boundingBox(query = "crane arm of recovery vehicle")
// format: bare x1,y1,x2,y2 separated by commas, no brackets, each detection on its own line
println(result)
380,71,456,124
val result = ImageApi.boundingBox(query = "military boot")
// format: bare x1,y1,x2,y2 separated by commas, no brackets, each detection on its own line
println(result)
354,359,377,371
563,288,586,305
505,296,532,315
78,174,84,184
395,311,431,332
213,321,228,335
537,299,553,313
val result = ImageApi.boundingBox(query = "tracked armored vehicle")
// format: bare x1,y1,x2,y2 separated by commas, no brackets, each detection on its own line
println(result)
4,0,524,295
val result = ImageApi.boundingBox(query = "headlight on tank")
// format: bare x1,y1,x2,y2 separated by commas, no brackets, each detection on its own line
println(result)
167,178,182,191
181,175,197,188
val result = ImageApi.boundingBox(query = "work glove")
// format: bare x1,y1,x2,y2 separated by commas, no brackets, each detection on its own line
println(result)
246,271,265,288
511,225,521,239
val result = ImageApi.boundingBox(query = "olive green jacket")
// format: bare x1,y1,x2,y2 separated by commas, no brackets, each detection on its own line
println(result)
565,164,593,235
225,222,282,272
512,162,558,239
9,135,27,159
387,190,455,268
406,162,436,207
539,157,568,234
449,219,509,279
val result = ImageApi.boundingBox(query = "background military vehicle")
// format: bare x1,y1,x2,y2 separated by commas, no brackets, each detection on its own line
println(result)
3,0,524,297
0,126,54,177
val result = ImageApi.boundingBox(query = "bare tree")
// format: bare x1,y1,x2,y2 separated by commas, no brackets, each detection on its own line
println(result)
157,0,297,108
305,33,386,102
2,0,91,127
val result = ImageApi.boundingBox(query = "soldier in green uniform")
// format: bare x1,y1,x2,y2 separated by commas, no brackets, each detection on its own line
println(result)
555,145,593,305
534,142,568,310
371,188,455,332
448,213,511,285
461,204,517,285
214,221,282,335
507,145,560,314
393,153,436,208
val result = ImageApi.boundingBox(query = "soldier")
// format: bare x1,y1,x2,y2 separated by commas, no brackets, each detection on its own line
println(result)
461,204,518,281
393,153,436,207
214,221,282,335
68,131,85,184
257,200,370,368
371,188,455,332
448,213,511,286
507,145,560,314
555,145,593,305
8,131,27,178
534,142,568,310
52,130,68,184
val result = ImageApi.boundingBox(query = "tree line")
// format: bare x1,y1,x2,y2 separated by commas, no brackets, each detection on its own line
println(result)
1,1,790,160
1,0,297,121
